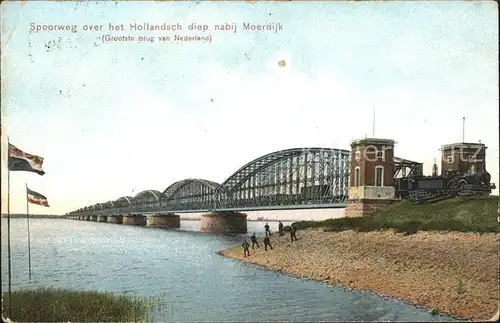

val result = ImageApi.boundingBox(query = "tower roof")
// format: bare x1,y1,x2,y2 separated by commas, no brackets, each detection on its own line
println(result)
440,142,486,151
350,138,395,146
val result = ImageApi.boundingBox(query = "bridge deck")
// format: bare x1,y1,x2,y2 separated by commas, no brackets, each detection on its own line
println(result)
84,203,346,216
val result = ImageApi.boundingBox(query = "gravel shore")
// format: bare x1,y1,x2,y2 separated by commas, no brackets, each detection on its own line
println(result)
219,229,499,321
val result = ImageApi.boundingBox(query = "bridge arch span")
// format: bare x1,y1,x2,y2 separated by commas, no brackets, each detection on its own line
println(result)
91,203,103,215
115,196,133,206
132,190,161,203
160,178,219,211
132,190,162,212
215,147,350,208
113,196,133,214
103,201,114,209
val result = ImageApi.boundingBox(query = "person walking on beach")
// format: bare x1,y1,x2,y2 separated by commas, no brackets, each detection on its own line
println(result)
250,233,260,250
278,221,284,236
264,222,271,237
263,236,273,251
290,224,298,242
242,240,250,257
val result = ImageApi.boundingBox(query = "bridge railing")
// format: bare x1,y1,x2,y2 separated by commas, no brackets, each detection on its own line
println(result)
214,192,349,209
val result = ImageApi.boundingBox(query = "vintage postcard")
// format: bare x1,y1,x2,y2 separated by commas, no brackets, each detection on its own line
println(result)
1,1,498,322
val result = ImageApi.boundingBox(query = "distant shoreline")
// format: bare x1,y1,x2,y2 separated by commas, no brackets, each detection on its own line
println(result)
1,214,63,219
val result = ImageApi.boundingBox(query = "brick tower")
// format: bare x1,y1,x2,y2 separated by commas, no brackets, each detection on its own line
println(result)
440,142,487,175
344,138,397,217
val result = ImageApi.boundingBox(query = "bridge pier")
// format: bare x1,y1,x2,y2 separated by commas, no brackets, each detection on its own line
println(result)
345,196,395,217
97,215,107,222
200,211,247,233
107,215,123,224
90,215,97,221
123,214,146,225
146,213,180,228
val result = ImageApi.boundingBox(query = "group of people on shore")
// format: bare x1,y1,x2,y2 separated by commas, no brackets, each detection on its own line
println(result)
242,221,298,257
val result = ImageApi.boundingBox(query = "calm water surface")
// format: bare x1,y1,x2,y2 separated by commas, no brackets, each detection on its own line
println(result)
1,218,461,322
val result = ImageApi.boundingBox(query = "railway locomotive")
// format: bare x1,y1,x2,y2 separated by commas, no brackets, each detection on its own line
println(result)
394,167,495,203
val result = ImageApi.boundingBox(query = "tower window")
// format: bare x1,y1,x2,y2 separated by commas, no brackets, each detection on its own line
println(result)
375,166,384,187
354,167,360,187
355,150,361,160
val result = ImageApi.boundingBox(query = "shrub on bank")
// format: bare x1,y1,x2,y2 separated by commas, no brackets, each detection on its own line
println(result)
292,197,499,234
2,287,164,322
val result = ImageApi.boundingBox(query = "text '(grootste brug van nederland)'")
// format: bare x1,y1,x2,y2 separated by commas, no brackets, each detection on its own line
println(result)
29,22,284,34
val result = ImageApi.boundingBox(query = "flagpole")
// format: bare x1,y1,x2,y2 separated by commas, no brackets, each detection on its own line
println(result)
7,138,12,317
26,183,32,279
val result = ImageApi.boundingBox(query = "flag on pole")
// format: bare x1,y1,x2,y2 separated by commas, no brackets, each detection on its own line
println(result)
27,187,50,207
8,143,45,175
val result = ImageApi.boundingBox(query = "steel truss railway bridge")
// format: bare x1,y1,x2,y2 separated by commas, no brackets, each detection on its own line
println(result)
68,147,422,217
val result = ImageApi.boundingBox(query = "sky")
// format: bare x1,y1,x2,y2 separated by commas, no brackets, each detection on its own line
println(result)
1,0,498,215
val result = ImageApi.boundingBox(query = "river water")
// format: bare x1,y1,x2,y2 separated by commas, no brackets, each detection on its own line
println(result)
1,217,460,322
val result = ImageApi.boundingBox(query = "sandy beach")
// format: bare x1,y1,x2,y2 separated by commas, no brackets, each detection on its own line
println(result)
219,229,499,321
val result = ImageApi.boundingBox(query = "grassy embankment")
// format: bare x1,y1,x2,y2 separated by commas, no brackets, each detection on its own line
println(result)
1,287,165,322
292,196,498,234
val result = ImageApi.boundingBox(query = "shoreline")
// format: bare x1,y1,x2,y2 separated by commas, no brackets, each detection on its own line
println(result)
215,255,466,321
218,228,499,321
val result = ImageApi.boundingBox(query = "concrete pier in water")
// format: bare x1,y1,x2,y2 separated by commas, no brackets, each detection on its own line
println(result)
72,211,247,233
146,213,180,228
200,211,247,233
107,215,123,224
123,214,146,225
